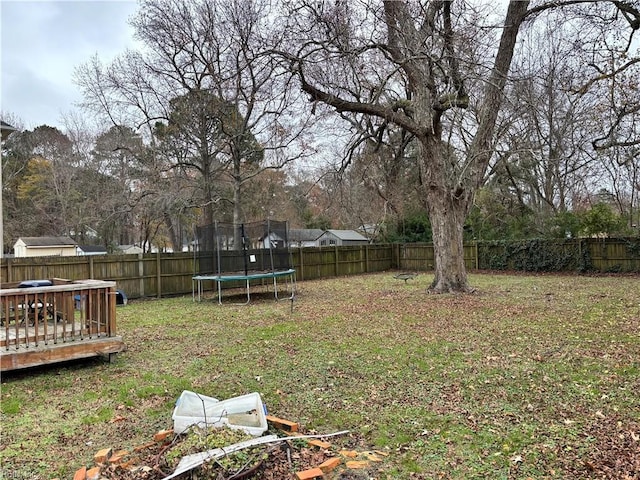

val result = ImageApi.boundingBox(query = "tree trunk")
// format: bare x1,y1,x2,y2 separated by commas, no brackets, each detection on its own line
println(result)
419,135,473,293
427,189,470,292
232,163,243,250
163,213,181,253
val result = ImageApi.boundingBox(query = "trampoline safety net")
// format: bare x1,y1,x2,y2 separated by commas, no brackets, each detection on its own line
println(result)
195,220,292,275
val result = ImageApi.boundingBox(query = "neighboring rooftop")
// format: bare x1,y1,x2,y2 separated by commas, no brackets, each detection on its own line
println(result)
324,229,369,241
288,229,325,242
1,121,17,141
16,236,77,246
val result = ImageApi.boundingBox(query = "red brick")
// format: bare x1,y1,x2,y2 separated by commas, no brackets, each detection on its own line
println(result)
134,441,156,452
153,428,174,442
346,460,369,469
318,457,341,473
266,415,299,432
72,467,86,480
363,451,384,462
86,466,101,480
117,459,138,471
295,467,324,479
339,449,358,458
94,448,112,464
108,449,129,464
308,439,331,449
285,432,330,449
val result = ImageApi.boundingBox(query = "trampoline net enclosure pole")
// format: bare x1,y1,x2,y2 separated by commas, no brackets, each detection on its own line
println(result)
268,219,275,273
242,223,248,276
196,219,294,277
215,220,221,276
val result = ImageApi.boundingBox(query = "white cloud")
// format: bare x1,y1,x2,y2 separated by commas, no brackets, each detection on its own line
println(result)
1,0,139,130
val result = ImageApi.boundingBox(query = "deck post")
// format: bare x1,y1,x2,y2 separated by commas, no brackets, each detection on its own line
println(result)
109,284,117,336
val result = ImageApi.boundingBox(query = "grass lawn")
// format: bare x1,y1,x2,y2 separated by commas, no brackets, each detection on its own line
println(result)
1,272,639,479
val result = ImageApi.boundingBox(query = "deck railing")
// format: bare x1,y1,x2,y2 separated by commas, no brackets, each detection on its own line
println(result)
1,279,117,352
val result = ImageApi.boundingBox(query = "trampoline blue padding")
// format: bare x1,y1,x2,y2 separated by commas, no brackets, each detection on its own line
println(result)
193,269,296,304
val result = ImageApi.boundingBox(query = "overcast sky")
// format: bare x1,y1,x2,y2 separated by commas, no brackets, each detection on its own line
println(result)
1,0,139,131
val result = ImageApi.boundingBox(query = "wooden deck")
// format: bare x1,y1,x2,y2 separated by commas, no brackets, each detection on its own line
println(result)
1,279,125,371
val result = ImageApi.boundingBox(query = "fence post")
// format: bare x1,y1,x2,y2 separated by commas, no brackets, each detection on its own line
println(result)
577,239,582,270
138,253,145,297
475,242,479,270
365,244,369,273
89,256,94,279
394,243,400,270
298,246,304,281
335,245,339,276
157,251,162,299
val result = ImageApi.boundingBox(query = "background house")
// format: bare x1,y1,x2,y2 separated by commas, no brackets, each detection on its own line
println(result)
115,244,144,255
13,236,77,257
317,229,369,246
257,231,286,249
77,244,108,256
288,229,324,248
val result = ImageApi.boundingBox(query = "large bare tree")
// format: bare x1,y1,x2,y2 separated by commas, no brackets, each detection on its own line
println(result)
277,0,639,292
76,0,316,234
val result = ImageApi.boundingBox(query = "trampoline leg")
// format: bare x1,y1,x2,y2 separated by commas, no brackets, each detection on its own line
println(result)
245,279,251,304
217,281,222,305
289,273,297,301
272,275,279,301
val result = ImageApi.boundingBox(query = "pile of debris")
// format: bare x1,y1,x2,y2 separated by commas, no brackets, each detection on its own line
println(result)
68,391,387,480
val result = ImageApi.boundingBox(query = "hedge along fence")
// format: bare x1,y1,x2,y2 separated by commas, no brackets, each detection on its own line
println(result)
1,239,638,299
477,238,640,273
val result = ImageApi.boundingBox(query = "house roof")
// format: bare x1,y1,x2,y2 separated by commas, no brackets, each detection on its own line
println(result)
1,121,17,141
78,245,107,253
116,244,143,252
17,236,77,247
323,229,369,241
288,229,324,242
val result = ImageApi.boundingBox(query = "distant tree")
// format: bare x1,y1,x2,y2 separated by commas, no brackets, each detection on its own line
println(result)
91,126,146,248
494,18,597,217
323,125,423,233
5,126,85,238
382,211,433,244
580,203,627,237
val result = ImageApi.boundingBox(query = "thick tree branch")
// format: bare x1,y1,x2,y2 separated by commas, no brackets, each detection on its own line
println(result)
468,1,530,189
439,2,468,110
526,0,640,29
293,60,429,137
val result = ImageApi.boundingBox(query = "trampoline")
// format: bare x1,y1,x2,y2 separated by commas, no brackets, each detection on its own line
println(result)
192,220,296,305
192,268,296,305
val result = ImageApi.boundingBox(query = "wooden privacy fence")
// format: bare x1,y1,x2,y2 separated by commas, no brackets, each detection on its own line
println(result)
1,239,638,299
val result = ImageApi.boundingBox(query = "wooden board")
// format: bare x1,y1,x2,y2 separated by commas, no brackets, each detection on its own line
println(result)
1,336,125,371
